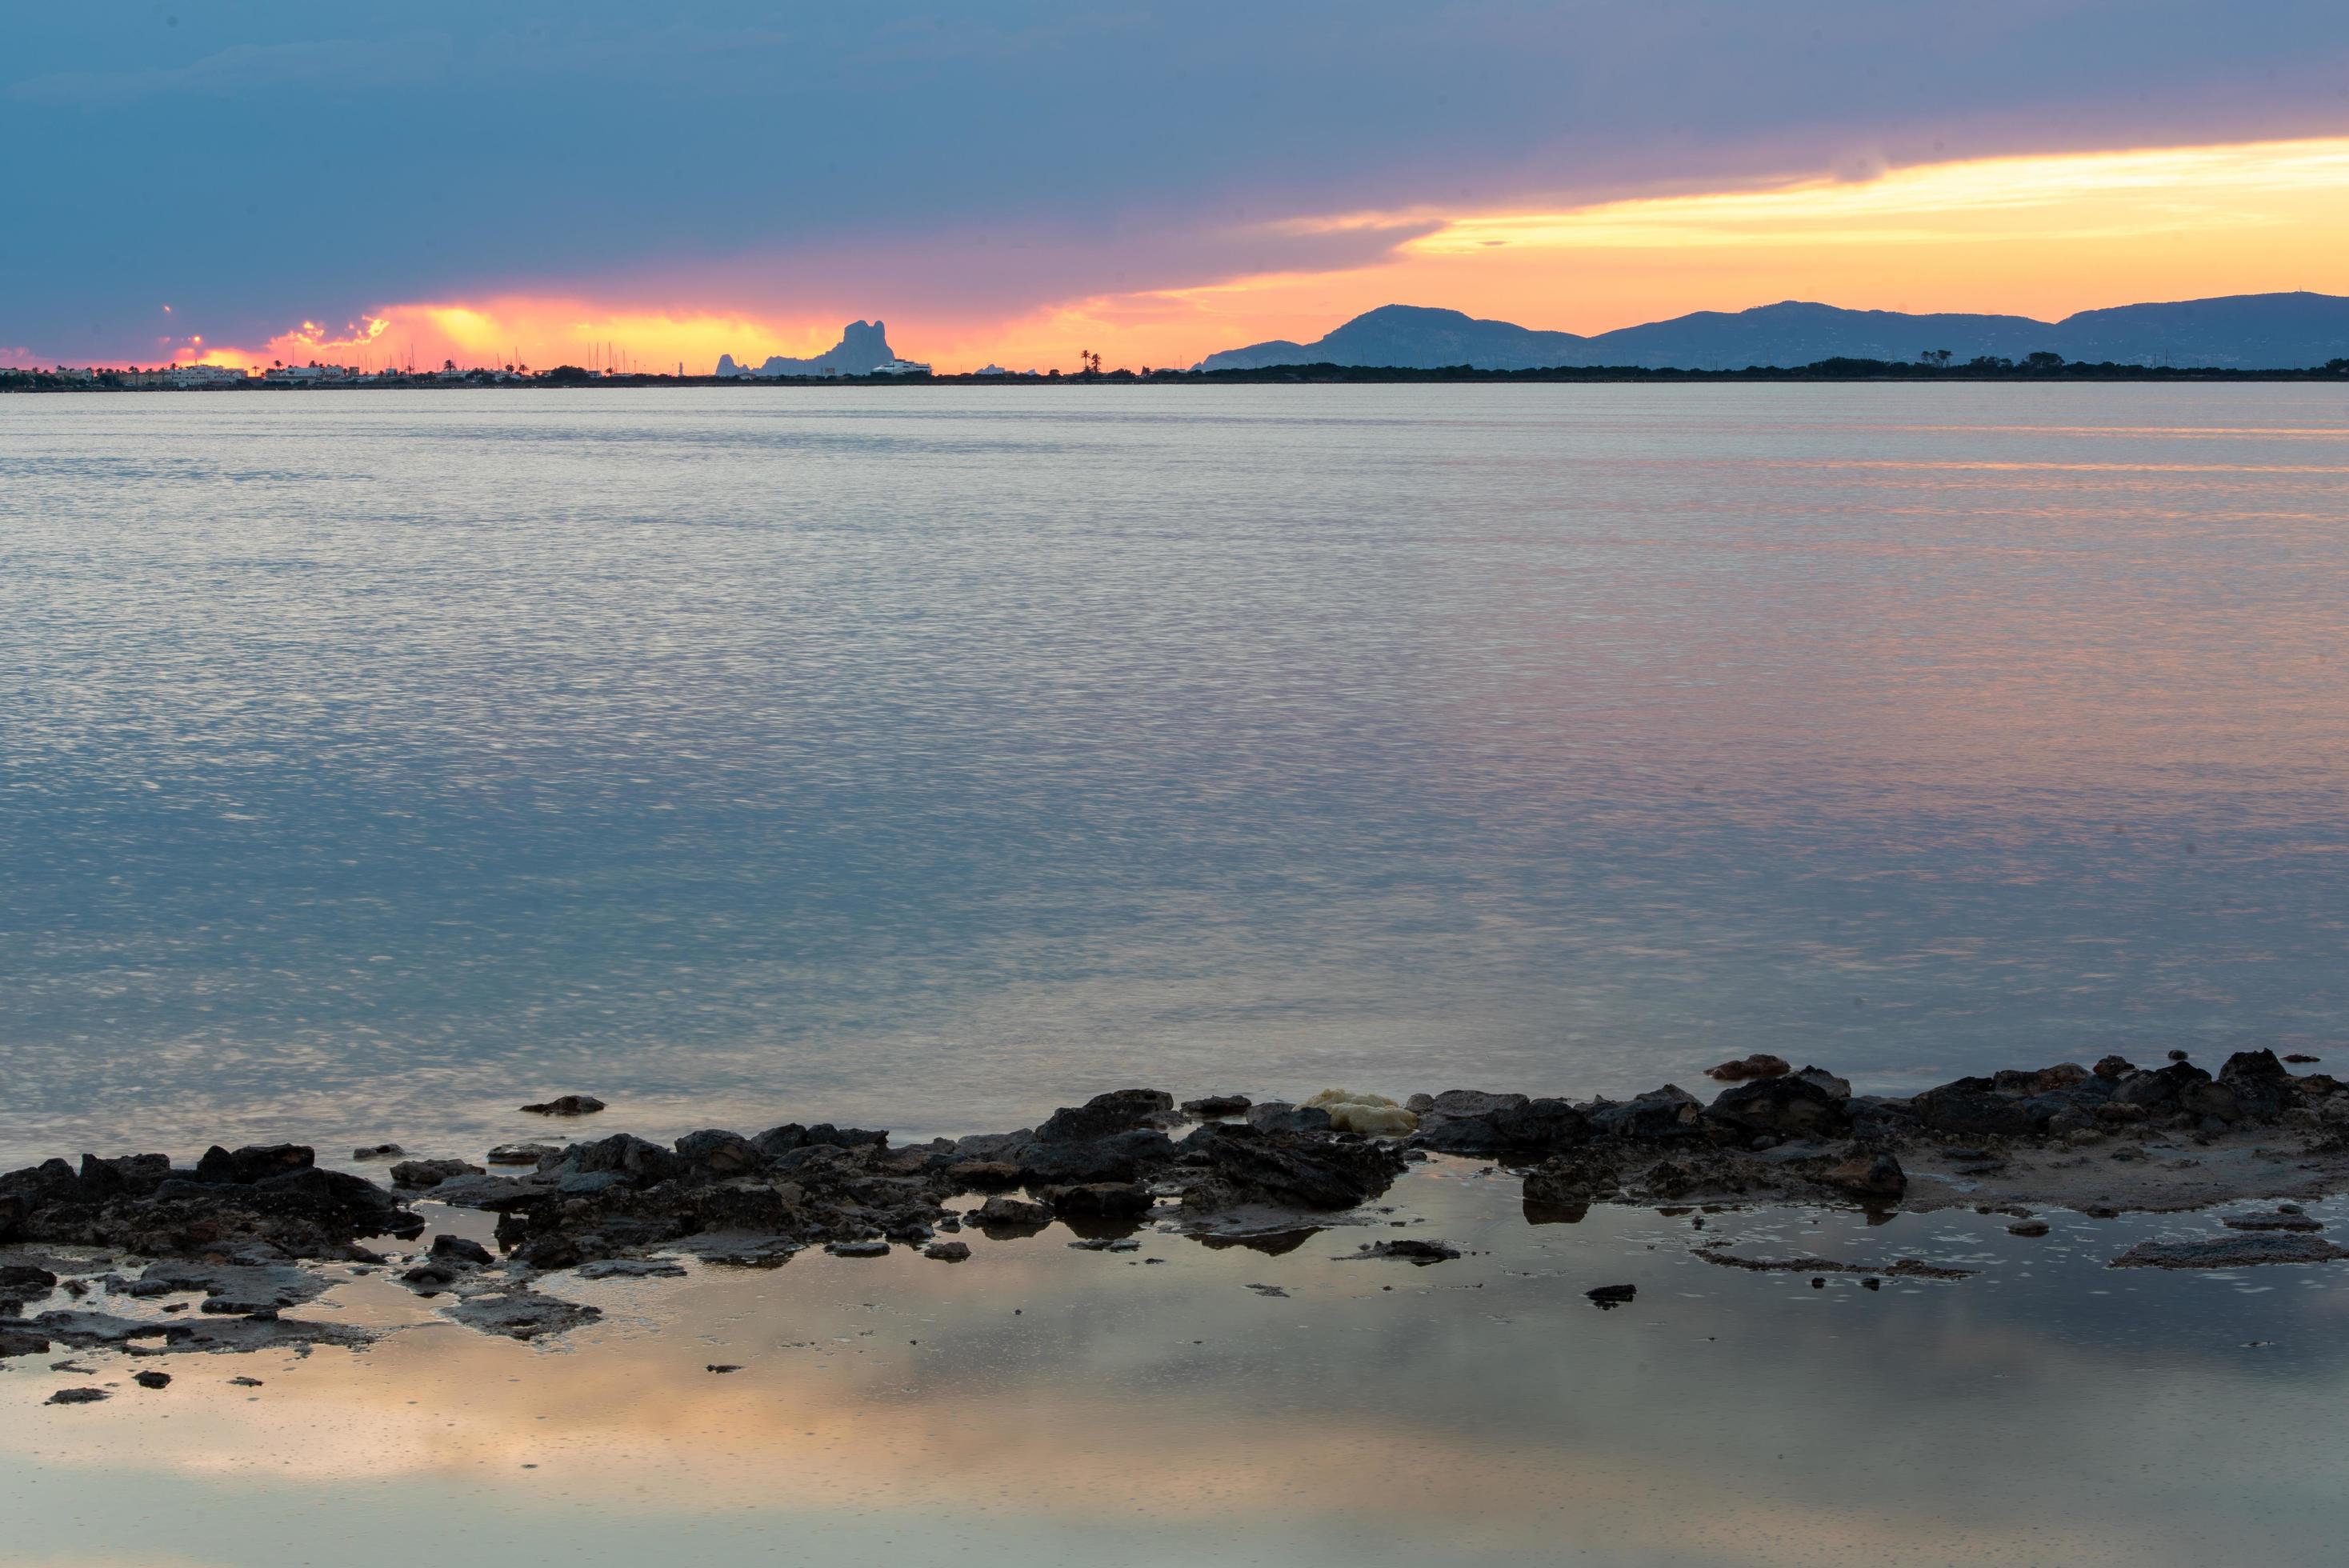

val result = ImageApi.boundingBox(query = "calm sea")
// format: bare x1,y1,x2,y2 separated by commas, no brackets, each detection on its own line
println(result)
3,385,2346,1162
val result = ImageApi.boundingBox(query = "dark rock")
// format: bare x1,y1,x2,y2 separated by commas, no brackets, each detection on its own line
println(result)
2008,1219,2051,1237
972,1195,1052,1231
922,1241,971,1262
2110,1234,2349,1269
519,1095,606,1117
1182,1094,1252,1118
944,1160,1022,1189
442,1289,602,1340
134,1369,172,1389
352,1144,403,1160
1912,1078,2033,1138
2284,1053,2322,1065
1819,1153,1905,1202
1415,1094,1593,1154
1244,1102,1333,1134
1015,1128,1176,1183
2217,1050,2292,1120
1348,1238,1459,1264
0,1327,50,1358
2115,1062,2211,1110
573,1258,689,1279
1522,1154,1614,1210
1793,1066,1854,1101
484,1143,555,1166
194,1144,314,1186
1587,1086,1704,1141
428,1234,494,1267
1585,1283,1636,1308
2091,1054,2137,1078
1034,1090,1174,1144
673,1130,765,1176
824,1240,891,1258
46,1387,108,1405
1038,1182,1152,1219
1175,1122,1407,1213
0,1264,58,1299
390,1158,483,1190
1704,1054,1790,1082
562,1134,682,1187
1707,1076,1849,1138
2223,1214,2325,1233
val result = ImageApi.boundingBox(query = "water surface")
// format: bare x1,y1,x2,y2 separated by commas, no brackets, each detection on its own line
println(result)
3,386,2346,1159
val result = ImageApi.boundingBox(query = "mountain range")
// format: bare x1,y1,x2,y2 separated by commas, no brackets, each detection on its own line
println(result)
1194,294,2349,372
718,320,900,378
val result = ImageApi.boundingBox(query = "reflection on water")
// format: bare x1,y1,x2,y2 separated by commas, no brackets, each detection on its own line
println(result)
2,386,2348,1162
5,1168,2347,1566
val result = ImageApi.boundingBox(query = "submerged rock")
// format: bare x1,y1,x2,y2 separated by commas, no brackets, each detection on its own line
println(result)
1347,1238,1460,1265
519,1095,606,1117
442,1289,602,1340
2109,1234,2349,1269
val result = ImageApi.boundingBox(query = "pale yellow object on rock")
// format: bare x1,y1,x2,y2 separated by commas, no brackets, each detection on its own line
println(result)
1303,1088,1419,1137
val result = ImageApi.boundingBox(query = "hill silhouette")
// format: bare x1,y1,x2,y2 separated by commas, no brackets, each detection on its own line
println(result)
1195,294,2349,372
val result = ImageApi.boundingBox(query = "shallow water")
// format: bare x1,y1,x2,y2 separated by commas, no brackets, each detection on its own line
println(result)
4,386,2348,1162
8,1167,2349,1566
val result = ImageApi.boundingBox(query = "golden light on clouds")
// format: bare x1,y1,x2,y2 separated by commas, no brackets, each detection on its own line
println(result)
172,135,2349,376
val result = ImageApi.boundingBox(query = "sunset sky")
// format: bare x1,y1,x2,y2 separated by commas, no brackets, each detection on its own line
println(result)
7,2,2349,374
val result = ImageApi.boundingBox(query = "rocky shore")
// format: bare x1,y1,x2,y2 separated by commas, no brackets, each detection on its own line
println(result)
8,1049,2349,1357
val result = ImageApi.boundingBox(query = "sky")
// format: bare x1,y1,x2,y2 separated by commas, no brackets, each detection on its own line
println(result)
6,2,2349,373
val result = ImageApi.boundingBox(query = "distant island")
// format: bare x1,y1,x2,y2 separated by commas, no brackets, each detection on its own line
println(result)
1195,292,2349,372
716,320,932,378
13,292,2349,393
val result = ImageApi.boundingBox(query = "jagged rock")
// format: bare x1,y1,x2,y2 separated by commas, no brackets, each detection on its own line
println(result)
1347,1238,1459,1264
2092,1054,2137,1078
1705,1054,1790,1082
1034,1090,1174,1143
1794,1066,1854,1100
1911,1078,2033,1137
428,1234,494,1266
1174,1122,1407,1213
1038,1182,1151,1218
195,1144,314,1186
442,1289,602,1340
1413,1092,1592,1154
1182,1094,1251,1118
1521,1154,1613,1209
136,1259,327,1314
1707,1076,1848,1138
390,1158,482,1190
2114,1062,2212,1110
2222,1214,2323,1233
1819,1152,1905,1201
0,1264,58,1300
519,1095,606,1117
2217,1050,2293,1120
972,1195,1052,1230
945,1160,1022,1188
560,1134,682,1187
2110,1234,2349,1269
1015,1128,1176,1183
1244,1102,1333,1134
1587,1086,1704,1140
673,1130,764,1176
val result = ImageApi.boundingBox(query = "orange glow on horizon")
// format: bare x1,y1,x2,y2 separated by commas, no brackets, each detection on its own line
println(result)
143,134,2349,378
